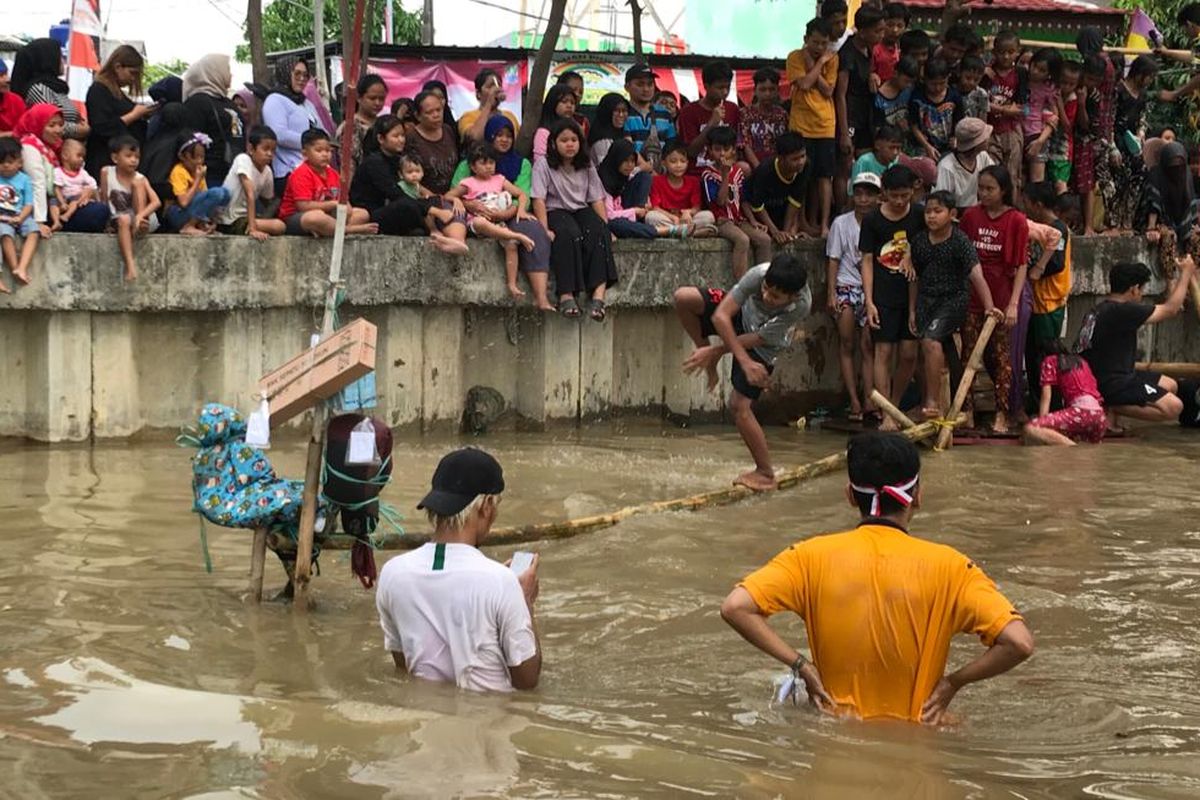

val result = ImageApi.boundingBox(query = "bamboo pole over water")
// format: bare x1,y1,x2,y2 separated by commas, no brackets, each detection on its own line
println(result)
270,417,958,556
249,527,267,603
936,315,998,451
1136,361,1200,379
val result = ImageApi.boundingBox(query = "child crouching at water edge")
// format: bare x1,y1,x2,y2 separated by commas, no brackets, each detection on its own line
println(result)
277,129,377,238
674,253,812,492
597,139,691,239
101,135,162,281
1024,340,1106,445
166,132,231,235
217,124,286,239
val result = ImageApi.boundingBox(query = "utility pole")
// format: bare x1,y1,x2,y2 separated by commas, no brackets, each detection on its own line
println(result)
422,0,434,45
628,0,644,58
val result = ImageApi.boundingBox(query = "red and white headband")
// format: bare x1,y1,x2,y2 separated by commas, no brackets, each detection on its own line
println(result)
850,474,919,516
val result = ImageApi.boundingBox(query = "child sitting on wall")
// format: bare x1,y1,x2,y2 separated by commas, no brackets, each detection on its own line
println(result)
51,138,109,233
277,129,378,238
0,137,38,289
101,135,162,281
217,124,286,238
166,132,232,235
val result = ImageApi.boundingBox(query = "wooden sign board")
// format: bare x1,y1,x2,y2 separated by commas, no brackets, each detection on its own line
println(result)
259,318,377,427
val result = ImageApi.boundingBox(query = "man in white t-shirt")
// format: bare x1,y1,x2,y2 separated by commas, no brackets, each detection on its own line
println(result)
375,448,541,693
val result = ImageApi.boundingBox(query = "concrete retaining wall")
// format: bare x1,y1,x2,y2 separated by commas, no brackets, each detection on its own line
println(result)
0,233,1194,441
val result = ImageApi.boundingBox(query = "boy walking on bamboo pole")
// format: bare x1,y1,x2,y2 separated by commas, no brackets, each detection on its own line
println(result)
675,253,812,491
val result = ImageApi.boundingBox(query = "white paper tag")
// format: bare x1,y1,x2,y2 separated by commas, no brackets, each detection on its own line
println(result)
347,429,377,465
246,398,271,449
310,333,321,348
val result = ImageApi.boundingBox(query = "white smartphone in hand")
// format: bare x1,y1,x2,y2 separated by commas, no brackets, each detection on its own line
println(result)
510,551,535,576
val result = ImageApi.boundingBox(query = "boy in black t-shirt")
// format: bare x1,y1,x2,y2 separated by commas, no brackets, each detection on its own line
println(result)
836,7,886,207
905,190,999,419
859,164,925,427
1078,259,1195,427
747,132,815,243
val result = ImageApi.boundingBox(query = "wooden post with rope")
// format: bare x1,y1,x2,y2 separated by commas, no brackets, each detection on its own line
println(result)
869,389,917,429
936,315,998,451
249,527,268,603
292,0,369,610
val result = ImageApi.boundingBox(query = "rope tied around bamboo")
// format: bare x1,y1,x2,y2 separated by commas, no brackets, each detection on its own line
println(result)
270,417,959,555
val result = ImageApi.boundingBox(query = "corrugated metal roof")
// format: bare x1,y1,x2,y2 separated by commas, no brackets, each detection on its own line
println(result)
904,0,1127,15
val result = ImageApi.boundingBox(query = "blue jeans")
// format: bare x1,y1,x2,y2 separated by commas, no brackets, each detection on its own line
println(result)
608,217,657,239
166,186,231,230
622,170,652,209
62,202,111,233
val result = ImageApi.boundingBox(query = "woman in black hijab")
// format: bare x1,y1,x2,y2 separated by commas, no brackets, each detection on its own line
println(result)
421,79,457,129
1140,141,1200,274
11,38,88,140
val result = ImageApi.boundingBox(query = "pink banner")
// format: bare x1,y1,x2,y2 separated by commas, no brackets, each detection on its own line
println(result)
365,58,525,123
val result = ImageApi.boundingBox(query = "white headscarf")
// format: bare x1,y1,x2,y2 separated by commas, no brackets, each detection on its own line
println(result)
182,54,232,101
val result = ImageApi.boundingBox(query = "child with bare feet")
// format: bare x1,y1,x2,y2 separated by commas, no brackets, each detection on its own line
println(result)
0,137,39,289
100,135,162,281
398,153,469,255
165,132,231,235
277,129,378,238
444,143,539,299
905,190,1000,421
1023,339,1106,446
674,253,812,491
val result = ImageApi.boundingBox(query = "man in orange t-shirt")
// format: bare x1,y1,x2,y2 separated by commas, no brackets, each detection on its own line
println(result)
720,432,1034,723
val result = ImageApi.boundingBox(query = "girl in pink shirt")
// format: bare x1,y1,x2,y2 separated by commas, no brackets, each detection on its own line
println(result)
444,143,536,298
1024,339,1106,445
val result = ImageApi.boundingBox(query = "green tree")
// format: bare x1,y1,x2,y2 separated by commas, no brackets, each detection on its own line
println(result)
144,58,190,85
235,0,422,63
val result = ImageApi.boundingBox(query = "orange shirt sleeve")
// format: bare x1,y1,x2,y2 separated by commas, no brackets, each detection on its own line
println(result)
739,545,807,617
785,49,806,88
953,560,1024,646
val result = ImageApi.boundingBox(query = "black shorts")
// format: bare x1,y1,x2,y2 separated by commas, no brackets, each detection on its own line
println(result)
805,138,837,179
1100,370,1168,407
848,117,874,152
916,296,966,341
873,304,917,344
1179,379,1200,427
283,212,307,236
696,286,774,400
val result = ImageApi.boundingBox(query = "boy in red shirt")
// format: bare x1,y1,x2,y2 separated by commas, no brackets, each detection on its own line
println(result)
0,60,26,138
982,31,1025,201
648,141,716,235
872,4,909,86
278,129,377,237
677,60,741,169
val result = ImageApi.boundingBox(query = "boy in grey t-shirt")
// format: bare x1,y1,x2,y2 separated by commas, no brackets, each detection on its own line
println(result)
673,254,812,491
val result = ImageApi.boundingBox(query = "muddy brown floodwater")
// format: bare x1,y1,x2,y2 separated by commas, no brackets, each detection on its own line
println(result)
2,422,1200,799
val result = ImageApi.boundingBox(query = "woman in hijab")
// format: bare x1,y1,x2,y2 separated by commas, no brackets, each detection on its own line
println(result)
11,38,88,141
448,114,552,306
1140,141,1200,275
421,80,457,129
16,104,106,239
262,58,323,196
585,92,652,210
181,54,243,185
85,45,152,180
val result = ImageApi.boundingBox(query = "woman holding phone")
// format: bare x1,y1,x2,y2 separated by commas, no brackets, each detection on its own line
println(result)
85,45,152,180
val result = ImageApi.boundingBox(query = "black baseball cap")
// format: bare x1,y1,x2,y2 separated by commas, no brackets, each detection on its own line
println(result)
417,448,506,516
625,63,659,83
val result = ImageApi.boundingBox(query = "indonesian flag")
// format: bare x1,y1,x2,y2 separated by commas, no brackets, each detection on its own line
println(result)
68,0,103,108
1126,10,1160,52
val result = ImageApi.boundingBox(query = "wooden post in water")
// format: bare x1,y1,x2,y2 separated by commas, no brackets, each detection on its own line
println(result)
249,527,268,603
936,315,998,451
293,0,368,611
939,370,952,449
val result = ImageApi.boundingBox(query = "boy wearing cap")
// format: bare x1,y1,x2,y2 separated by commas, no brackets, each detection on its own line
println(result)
721,431,1033,723
674,253,813,492
375,448,542,693
935,117,996,213
623,63,677,162
0,60,27,138
826,171,881,422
